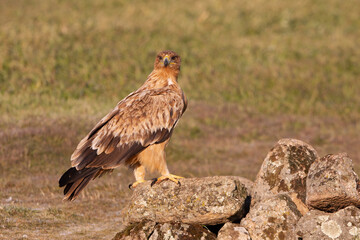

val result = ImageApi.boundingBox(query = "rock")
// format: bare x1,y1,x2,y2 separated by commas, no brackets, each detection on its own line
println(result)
122,176,250,225
217,223,251,240
113,221,156,240
236,177,254,196
112,221,216,240
295,206,360,240
306,153,360,212
240,194,302,240
252,138,318,206
288,192,310,216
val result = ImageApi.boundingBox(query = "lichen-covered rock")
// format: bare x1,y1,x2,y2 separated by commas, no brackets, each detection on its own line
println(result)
287,192,309,216
217,223,251,240
306,153,360,212
295,206,360,240
113,221,156,240
236,177,254,197
112,221,216,240
252,138,318,206
122,176,250,225
240,194,302,240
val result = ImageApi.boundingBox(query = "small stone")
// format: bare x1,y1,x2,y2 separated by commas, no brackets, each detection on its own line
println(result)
321,220,342,239
296,206,360,239
122,176,251,225
217,223,251,240
306,153,360,212
240,194,302,240
252,138,318,206
349,226,358,236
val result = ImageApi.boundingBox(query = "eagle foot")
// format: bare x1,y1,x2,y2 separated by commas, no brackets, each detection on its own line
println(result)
129,180,146,189
150,174,183,187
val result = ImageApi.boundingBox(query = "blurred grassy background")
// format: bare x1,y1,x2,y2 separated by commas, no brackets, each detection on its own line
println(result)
0,0,359,239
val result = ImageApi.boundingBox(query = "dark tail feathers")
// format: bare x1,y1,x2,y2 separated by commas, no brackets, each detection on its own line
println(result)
59,167,99,201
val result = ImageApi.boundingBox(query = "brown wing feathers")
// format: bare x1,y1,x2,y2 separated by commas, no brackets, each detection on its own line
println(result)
58,90,184,200
59,167,100,201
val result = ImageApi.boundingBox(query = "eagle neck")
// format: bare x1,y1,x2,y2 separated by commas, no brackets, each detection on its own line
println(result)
141,69,179,90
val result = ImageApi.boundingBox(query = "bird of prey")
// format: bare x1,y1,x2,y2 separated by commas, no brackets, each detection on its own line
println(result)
59,50,187,201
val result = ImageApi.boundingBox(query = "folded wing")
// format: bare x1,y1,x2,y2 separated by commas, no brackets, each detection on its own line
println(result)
71,88,186,171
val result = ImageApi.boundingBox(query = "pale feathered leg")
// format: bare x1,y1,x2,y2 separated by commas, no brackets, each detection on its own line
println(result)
129,164,146,189
137,141,184,187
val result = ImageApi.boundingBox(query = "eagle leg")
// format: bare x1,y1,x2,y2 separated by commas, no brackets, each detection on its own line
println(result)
129,164,146,189
151,174,183,187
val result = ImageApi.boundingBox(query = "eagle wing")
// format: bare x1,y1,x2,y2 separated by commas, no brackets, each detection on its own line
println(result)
70,88,186,171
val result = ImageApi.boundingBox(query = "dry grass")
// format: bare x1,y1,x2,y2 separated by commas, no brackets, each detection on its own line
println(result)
1,0,360,239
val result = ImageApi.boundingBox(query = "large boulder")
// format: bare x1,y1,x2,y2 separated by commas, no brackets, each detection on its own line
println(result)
122,176,251,225
295,206,360,240
217,223,251,240
252,139,318,206
306,153,360,212
240,194,302,240
112,221,216,240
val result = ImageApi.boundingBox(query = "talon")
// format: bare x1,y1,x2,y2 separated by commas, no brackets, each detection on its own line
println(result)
150,178,158,187
151,174,184,186
129,180,145,189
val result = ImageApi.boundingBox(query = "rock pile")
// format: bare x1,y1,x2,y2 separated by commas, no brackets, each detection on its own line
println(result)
113,139,360,240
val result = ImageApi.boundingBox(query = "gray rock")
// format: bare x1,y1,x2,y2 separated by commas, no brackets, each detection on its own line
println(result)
240,194,302,240
295,206,360,240
306,153,360,212
217,223,251,240
122,176,250,225
112,221,216,240
252,138,318,206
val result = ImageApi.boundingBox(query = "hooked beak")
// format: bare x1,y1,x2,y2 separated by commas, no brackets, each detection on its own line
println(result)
163,55,170,67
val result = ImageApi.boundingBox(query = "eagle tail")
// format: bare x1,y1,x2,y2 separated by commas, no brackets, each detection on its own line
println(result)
59,167,100,201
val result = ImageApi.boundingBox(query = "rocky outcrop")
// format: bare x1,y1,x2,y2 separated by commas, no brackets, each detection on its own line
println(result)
217,223,251,240
122,176,251,225
240,194,302,240
112,221,216,240
114,139,360,240
306,153,360,212
252,139,318,206
295,206,360,240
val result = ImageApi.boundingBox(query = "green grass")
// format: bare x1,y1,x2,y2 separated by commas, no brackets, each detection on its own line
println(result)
0,0,360,239
1,0,359,120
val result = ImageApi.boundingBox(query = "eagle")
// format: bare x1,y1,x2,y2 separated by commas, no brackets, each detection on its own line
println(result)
59,50,187,201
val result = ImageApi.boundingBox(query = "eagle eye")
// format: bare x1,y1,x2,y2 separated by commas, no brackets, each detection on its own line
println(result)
158,56,163,60
171,56,176,60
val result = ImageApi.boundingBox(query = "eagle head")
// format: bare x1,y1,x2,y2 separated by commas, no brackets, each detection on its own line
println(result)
154,50,181,71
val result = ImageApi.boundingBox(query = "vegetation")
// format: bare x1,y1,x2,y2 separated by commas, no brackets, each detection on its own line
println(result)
0,0,359,239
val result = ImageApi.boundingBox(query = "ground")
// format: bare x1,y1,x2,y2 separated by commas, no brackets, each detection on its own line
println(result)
0,0,359,239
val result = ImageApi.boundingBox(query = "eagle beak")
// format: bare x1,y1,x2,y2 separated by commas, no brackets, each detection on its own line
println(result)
163,55,170,67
